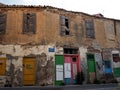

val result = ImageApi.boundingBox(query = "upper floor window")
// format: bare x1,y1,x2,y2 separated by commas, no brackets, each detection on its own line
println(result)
60,16,70,36
23,13,36,34
85,19,95,38
0,13,6,34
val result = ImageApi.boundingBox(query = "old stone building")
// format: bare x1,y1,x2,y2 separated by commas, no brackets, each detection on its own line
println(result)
0,4,120,87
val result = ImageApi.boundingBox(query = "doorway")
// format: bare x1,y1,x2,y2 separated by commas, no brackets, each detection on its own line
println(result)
87,54,96,82
64,55,80,84
23,57,35,86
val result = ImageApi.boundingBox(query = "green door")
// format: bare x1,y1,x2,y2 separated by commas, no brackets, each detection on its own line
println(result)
87,54,96,82
88,60,96,72
55,55,64,85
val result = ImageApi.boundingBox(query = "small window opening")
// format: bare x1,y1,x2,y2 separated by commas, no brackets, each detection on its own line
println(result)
64,48,78,54
72,57,76,62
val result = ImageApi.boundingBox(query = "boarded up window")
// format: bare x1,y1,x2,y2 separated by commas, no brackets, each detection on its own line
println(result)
23,13,36,34
113,54,120,62
85,19,95,38
0,13,6,34
60,16,70,35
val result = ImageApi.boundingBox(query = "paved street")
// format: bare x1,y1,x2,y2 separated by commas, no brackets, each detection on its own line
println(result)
0,84,120,90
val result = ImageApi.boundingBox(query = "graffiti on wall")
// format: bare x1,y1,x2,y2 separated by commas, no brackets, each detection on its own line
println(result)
95,53,104,78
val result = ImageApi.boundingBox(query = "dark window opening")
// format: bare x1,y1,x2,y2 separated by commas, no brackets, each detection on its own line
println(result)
113,54,120,62
72,57,77,62
64,48,78,54
104,61,111,68
87,54,94,60
60,16,70,36
85,19,95,38
0,13,6,34
65,18,69,28
23,13,36,34
65,30,70,35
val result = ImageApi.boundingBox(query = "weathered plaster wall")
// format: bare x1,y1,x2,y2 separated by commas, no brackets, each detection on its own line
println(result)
79,47,87,83
0,45,55,86
36,53,54,86
104,20,116,48
0,6,120,86
94,19,106,48
95,53,104,79
1,8,120,49
116,21,120,48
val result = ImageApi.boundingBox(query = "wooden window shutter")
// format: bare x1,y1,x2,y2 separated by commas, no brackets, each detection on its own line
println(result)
60,16,66,26
0,13,6,34
29,13,36,33
60,16,65,35
23,13,36,33
23,13,27,33
60,16,70,36
85,20,95,38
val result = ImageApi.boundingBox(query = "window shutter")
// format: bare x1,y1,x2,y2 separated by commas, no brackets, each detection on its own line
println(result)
23,13,27,33
60,16,65,26
30,13,36,33
0,14,6,34
85,19,95,38
23,13,36,33
61,26,66,35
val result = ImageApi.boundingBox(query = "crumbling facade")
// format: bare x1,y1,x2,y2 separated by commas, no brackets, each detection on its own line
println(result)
0,5,120,87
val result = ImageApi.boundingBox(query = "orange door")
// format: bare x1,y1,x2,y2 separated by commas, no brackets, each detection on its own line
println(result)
23,58,35,85
0,58,6,75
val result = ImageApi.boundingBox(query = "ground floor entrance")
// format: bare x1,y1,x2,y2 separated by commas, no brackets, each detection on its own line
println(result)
0,58,6,75
87,54,96,83
55,54,80,85
23,57,35,86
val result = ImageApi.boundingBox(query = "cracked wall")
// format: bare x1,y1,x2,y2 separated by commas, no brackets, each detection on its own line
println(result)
0,45,55,86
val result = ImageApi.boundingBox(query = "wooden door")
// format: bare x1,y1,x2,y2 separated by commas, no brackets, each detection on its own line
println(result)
23,58,35,85
104,60,112,74
71,56,78,84
64,55,80,84
87,54,96,82
64,56,72,84
55,55,64,85
0,58,6,75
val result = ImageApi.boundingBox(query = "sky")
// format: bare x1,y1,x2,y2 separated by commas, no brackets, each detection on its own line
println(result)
0,0,120,19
